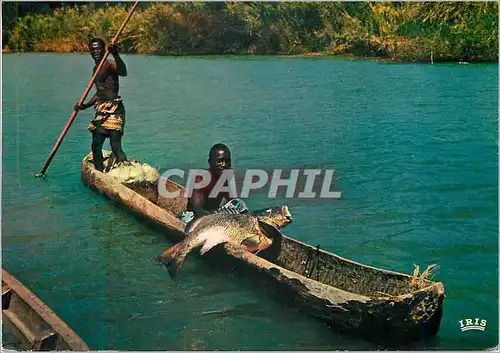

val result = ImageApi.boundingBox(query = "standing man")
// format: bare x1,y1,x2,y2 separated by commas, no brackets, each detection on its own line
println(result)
75,37,128,171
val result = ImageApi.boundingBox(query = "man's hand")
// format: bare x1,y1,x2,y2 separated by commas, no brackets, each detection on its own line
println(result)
75,95,97,111
108,44,119,56
108,44,127,76
74,103,85,111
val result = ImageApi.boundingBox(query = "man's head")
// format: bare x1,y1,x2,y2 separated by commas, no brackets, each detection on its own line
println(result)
208,143,231,174
89,38,105,62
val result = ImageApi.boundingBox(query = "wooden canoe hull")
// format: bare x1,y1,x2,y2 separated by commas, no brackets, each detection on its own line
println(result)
81,152,444,347
200,243,444,346
2,269,89,351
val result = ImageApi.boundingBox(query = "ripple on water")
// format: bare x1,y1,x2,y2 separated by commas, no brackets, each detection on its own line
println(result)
1,54,497,350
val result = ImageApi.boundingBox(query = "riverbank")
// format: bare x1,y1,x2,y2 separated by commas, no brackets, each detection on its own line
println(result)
3,3,497,63
4,47,495,65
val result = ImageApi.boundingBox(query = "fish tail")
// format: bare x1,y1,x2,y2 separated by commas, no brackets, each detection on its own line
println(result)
157,243,188,278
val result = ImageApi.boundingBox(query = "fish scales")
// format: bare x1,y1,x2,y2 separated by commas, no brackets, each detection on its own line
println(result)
157,205,293,278
188,215,263,252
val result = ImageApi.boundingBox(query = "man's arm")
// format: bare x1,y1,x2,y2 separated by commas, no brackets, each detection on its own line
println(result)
75,94,97,111
108,44,127,77
189,189,211,218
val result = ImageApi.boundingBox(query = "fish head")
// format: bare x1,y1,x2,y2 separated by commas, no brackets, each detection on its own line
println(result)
241,231,273,253
252,205,292,229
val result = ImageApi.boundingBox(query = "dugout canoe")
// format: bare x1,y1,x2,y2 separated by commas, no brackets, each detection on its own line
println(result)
80,151,445,347
2,269,89,351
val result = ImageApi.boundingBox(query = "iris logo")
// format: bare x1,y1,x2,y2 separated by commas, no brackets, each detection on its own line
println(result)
459,318,487,332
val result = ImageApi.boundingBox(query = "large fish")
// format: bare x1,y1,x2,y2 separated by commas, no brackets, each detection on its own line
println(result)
157,206,292,278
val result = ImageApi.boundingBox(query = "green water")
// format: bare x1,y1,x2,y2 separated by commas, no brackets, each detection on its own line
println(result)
2,53,498,350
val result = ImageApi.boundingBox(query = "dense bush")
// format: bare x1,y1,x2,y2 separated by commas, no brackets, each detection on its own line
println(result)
3,2,498,61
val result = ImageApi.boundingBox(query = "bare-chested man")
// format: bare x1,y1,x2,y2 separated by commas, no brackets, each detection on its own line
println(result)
75,38,128,171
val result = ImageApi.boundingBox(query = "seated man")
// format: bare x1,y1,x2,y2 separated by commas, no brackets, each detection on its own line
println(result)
180,143,247,224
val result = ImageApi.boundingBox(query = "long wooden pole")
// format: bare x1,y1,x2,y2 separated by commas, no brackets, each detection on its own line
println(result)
36,1,139,178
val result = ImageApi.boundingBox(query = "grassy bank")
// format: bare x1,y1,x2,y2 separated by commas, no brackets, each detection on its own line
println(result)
3,2,498,62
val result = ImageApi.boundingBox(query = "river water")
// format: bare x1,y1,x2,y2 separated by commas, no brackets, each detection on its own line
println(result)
2,53,498,350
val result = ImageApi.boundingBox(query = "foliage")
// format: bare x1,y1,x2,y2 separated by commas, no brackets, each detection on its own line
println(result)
3,2,498,61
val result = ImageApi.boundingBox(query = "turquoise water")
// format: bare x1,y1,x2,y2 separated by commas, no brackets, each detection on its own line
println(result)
2,53,498,350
